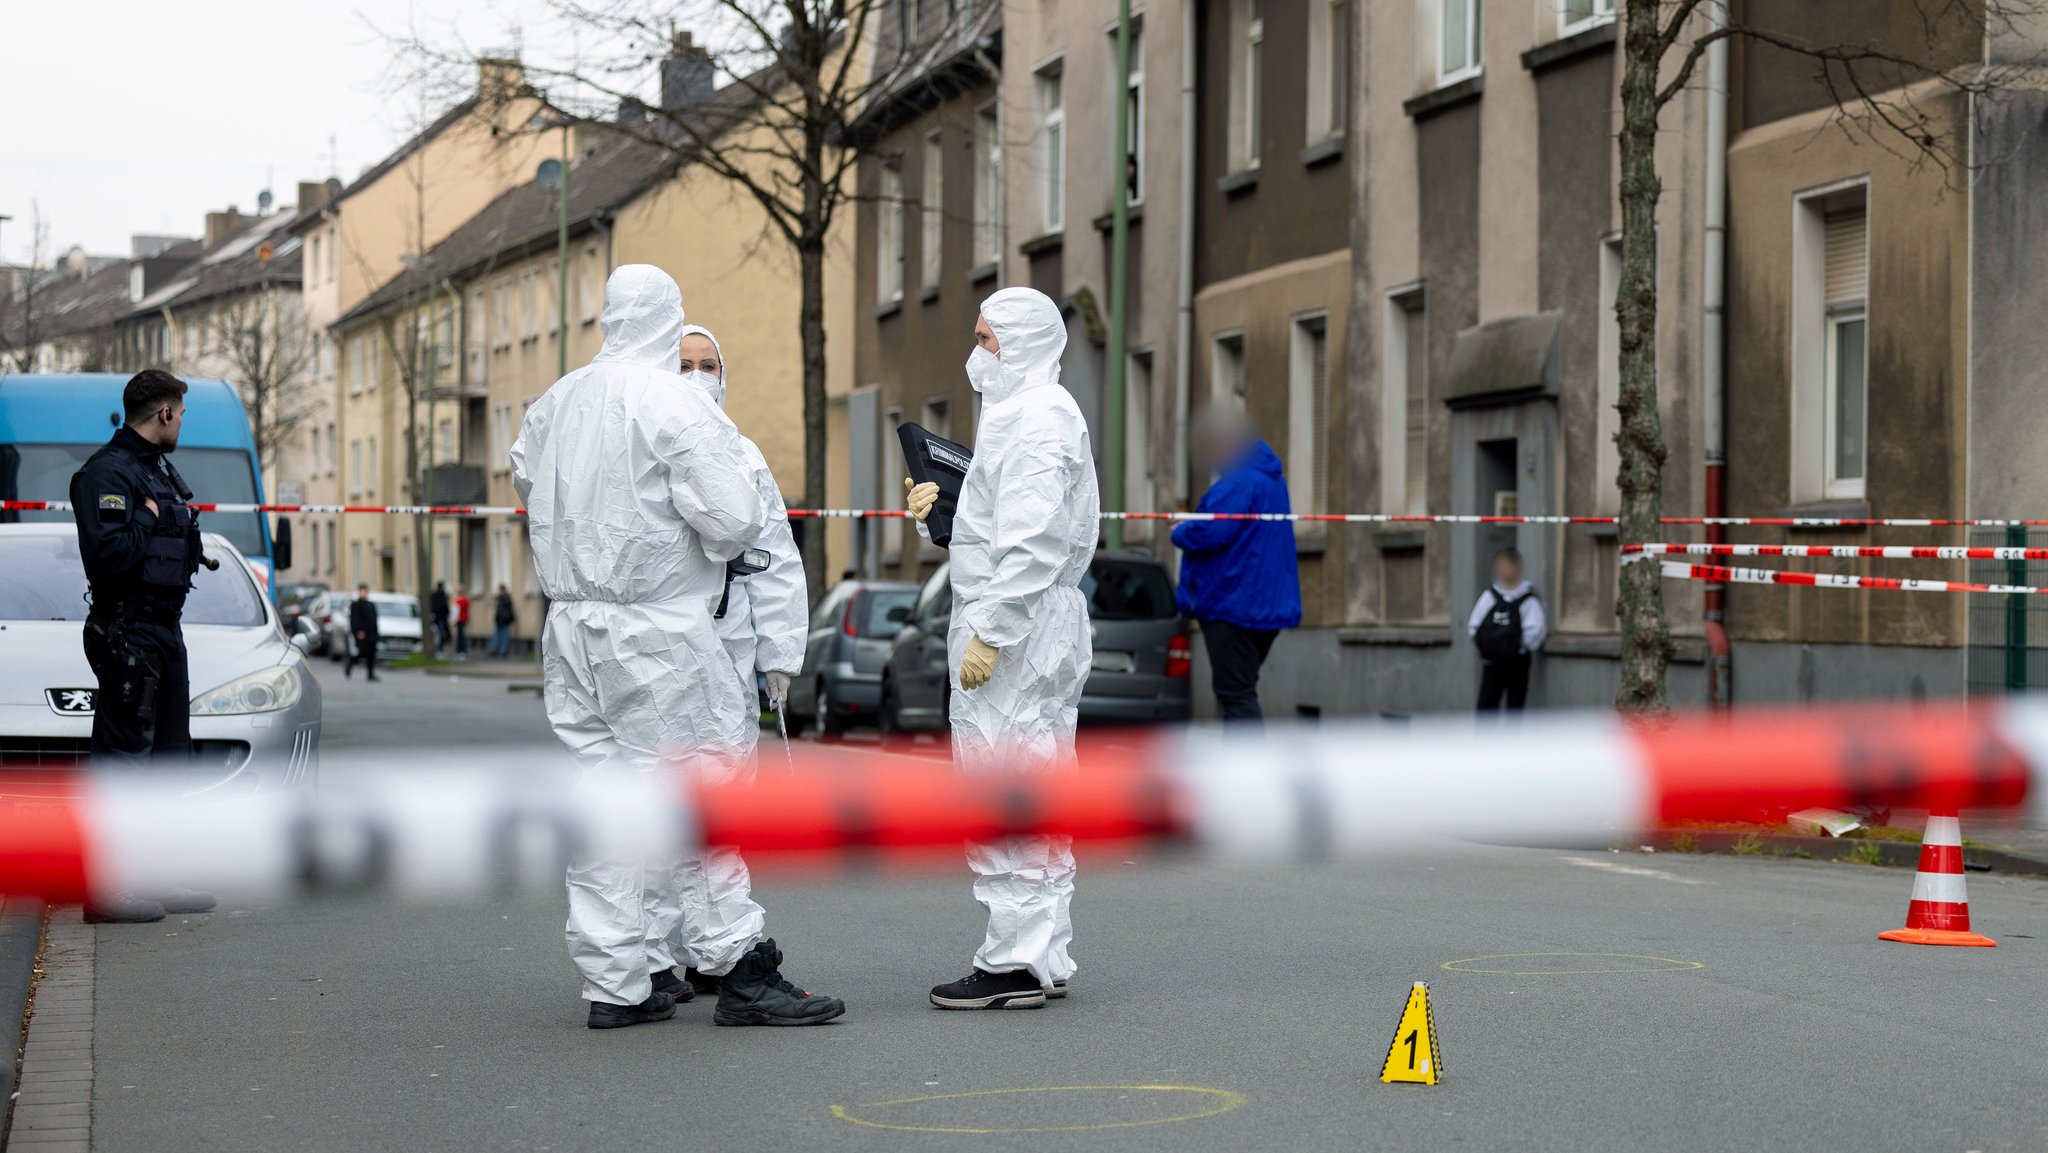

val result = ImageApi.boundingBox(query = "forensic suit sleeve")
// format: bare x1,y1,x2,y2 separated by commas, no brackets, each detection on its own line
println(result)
509,401,541,505
739,441,808,676
960,436,1081,649
658,414,769,564
69,456,158,582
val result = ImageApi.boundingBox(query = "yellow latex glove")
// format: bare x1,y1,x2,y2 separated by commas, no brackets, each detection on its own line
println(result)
958,634,1000,690
905,477,939,524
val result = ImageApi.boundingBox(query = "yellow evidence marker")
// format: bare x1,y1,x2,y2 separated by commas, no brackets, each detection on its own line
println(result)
1379,982,1444,1085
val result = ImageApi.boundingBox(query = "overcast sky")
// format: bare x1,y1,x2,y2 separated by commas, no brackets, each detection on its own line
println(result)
1,0,588,261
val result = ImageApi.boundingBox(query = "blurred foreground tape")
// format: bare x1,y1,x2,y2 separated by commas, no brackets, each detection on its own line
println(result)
1,699,2043,904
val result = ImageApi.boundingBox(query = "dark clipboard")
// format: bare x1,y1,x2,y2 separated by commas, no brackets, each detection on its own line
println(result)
896,421,973,548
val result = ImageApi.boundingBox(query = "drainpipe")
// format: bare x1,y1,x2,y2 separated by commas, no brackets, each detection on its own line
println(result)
1173,0,1197,508
1702,2,1731,707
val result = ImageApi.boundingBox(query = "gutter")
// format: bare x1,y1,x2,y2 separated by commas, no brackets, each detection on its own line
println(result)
1173,0,1197,504
1702,3,1731,707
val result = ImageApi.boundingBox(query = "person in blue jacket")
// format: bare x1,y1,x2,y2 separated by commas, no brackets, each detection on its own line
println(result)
1171,408,1302,721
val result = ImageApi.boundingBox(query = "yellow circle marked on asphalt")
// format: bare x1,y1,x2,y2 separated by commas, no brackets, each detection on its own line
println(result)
1441,952,1705,976
829,1084,1247,1135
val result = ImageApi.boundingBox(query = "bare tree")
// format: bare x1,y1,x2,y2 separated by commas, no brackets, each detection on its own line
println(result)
208,287,317,481
393,0,934,602
1612,0,2047,712
0,203,52,373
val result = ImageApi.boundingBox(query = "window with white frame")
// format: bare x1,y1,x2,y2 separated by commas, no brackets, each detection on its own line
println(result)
366,333,380,390
1434,0,1481,85
1036,61,1066,233
520,272,539,341
882,406,906,558
491,525,514,594
1307,0,1350,142
310,518,320,572
921,132,944,289
1596,237,1623,514
878,159,906,303
1112,23,1146,205
1792,184,1869,502
348,336,365,394
494,280,514,350
1561,0,1615,36
973,101,1002,267
350,440,363,498
1382,288,1429,515
579,246,601,323
325,424,336,477
368,437,380,497
1211,332,1246,403
1228,0,1263,171
325,522,336,574
1288,314,1330,517
437,418,455,464
350,541,362,588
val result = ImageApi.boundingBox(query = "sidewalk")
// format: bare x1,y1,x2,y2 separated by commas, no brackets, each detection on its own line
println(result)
1646,812,2048,877
5,916,94,1152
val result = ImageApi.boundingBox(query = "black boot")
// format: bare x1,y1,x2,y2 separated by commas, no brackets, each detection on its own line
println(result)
586,990,677,1030
650,967,695,1004
684,966,723,997
929,968,1046,1010
713,939,845,1027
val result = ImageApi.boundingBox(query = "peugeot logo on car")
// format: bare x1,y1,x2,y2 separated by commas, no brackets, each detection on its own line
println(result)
46,688,96,716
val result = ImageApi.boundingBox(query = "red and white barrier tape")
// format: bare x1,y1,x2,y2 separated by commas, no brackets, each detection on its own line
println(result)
1629,543,2048,561
13,499,2048,529
2,701,2044,902
1658,560,2048,596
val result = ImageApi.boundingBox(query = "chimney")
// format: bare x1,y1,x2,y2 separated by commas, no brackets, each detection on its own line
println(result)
297,181,329,213
204,208,245,250
478,55,525,106
660,31,716,112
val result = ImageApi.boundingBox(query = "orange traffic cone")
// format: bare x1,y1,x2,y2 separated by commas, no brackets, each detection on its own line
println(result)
1878,811,1996,947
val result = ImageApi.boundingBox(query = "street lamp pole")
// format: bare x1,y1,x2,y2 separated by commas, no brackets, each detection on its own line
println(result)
1104,0,1134,548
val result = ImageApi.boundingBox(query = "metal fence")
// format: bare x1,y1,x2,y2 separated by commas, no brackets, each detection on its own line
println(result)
1967,527,2048,693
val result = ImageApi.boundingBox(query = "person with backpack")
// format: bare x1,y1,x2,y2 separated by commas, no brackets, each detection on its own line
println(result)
1466,547,1546,712
490,584,516,657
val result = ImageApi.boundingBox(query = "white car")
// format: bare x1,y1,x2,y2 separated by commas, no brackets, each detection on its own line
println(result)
322,592,425,660
0,523,322,791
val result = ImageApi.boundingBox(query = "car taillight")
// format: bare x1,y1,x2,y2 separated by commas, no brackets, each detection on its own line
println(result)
843,590,862,637
1166,634,1193,678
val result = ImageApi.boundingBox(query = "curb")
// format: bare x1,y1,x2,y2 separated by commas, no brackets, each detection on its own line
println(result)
1644,830,2048,878
0,898,48,1122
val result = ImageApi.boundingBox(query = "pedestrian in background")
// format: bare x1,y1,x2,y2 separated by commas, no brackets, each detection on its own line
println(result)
453,587,471,659
1170,407,1301,722
345,583,380,682
490,584,515,657
429,581,451,651
1468,547,1546,712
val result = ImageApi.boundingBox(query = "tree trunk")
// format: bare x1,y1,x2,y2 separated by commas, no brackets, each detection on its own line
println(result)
1614,0,1675,712
797,177,831,606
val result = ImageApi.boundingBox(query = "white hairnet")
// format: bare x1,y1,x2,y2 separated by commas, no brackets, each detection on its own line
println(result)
595,265,686,368
978,287,1066,404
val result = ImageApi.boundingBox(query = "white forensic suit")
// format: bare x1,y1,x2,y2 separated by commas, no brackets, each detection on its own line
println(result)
663,323,808,979
510,265,771,1006
920,287,1101,988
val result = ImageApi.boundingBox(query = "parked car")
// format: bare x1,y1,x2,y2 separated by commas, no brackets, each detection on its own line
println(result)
277,580,329,637
878,553,1193,733
0,523,323,790
300,590,345,656
783,579,920,736
323,592,425,661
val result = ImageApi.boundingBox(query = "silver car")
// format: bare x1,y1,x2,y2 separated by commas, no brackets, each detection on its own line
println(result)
0,523,322,791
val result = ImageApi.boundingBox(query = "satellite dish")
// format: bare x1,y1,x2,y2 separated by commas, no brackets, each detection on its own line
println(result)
536,158,563,191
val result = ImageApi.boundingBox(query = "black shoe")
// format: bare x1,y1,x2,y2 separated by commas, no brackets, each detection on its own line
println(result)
159,888,216,915
650,967,696,1004
684,966,723,997
343,665,352,680
929,968,1046,1010
713,939,845,1027
586,990,677,1029
83,894,167,924
366,674,380,682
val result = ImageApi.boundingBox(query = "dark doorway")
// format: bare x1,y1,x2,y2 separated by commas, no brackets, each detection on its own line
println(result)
1476,437,1518,591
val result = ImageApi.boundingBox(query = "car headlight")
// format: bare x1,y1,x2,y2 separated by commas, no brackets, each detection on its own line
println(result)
191,665,303,716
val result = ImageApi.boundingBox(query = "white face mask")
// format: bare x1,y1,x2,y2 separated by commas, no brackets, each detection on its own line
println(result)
681,369,725,407
965,345,1001,394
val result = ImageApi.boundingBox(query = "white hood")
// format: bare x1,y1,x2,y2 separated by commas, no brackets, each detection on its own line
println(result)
976,287,1067,406
594,265,686,369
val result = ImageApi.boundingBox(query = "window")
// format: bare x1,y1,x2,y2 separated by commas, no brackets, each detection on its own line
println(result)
367,333,380,391
436,300,456,368
1036,61,1066,233
366,437,378,498
1792,183,1869,502
1382,288,1428,515
579,246,601,323
1435,0,1481,85
325,424,336,477
437,419,455,464
520,272,539,341
350,440,363,498
878,160,906,303
1561,0,1615,36
882,406,906,559
326,227,338,281
1126,349,1154,515
1112,24,1146,205
1307,0,1349,142
350,541,362,588
308,427,320,473
494,280,514,350
1289,315,1331,520
310,234,322,283
973,101,1002,267
1596,238,1623,514
490,403,513,475
348,336,365,394
1228,0,1263,171
1211,332,1245,403
920,132,944,289
325,522,335,575
491,525,514,593
309,518,320,572
921,397,950,440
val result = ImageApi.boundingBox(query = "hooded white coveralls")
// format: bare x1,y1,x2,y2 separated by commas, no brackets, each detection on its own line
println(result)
921,287,1100,988
510,266,772,1006
670,323,809,978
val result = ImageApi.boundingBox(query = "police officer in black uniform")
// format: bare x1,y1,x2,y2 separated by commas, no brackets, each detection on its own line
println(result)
68,369,218,923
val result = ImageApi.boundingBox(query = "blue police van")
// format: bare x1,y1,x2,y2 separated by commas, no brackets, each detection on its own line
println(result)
0,373,291,595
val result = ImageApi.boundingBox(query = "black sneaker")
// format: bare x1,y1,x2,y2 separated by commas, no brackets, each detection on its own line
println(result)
684,966,723,997
650,967,695,1004
587,990,677,1029
84,893,167,924
713,939,846,1027
929,968,1046,1010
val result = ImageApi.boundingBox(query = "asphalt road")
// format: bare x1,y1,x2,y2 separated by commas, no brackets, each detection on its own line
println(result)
79,667,2048,1152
